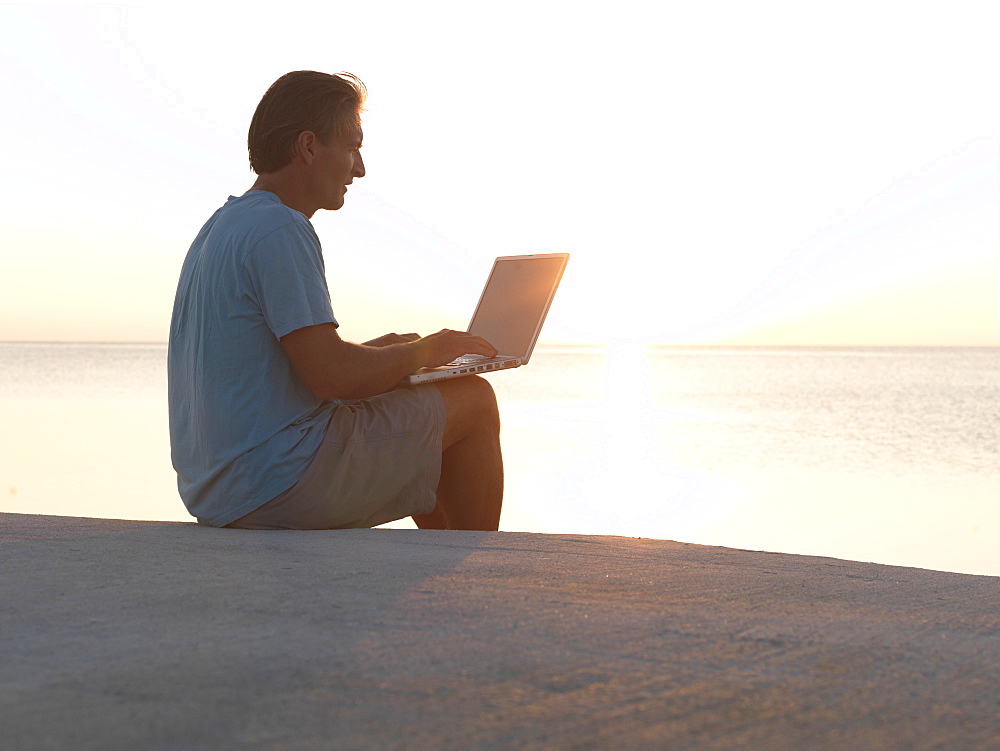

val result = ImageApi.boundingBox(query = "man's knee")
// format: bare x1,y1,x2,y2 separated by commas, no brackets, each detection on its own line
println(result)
436,376,500,445
467,375,500,430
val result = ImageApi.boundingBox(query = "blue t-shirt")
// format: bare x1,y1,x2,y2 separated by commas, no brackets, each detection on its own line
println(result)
168,190,338,526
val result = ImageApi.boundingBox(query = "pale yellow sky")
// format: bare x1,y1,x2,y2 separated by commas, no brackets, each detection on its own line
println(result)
717,256,999,346
1,2,998,346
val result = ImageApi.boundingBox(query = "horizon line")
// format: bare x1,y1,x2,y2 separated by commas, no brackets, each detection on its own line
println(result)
3,340,1000,349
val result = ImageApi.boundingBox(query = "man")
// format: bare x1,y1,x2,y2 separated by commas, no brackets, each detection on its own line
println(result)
168,70,503,531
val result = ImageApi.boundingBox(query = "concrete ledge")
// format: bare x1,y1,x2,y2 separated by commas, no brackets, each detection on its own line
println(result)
2,512,998,750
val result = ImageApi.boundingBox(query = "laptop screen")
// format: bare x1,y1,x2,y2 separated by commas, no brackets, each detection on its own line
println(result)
467,254,569,362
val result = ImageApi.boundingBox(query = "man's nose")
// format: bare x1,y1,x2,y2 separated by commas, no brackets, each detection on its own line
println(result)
354,153,365,178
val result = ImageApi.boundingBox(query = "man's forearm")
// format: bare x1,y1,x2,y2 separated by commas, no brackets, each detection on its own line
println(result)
281,324,423,401
281,324,496,401
330,340,423,399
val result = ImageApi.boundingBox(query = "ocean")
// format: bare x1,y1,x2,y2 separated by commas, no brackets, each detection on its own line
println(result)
1,342,997,576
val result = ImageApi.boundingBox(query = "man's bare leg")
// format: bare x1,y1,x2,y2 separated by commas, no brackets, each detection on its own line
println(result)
412,376,503,530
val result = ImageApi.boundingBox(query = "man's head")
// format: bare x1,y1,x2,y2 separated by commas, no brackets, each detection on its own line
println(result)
248,71,367,175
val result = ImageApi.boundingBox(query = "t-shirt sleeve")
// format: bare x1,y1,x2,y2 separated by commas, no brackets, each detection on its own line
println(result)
244,221,339,339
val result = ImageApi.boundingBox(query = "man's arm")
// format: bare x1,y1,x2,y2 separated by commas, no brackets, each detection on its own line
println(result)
280,323,497,400
362,332,420,348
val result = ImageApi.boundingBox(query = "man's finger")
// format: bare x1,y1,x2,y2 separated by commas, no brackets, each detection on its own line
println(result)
463,335,498,357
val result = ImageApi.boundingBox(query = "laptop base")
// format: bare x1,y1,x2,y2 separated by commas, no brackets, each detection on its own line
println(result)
405,356,521,385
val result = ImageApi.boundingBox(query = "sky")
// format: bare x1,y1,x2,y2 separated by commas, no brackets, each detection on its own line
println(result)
1,1,998,345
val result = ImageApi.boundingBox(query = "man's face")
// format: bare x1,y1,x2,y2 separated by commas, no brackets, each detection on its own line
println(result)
311,125,365,211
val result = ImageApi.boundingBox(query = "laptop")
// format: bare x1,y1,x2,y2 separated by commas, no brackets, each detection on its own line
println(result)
405,253,570,385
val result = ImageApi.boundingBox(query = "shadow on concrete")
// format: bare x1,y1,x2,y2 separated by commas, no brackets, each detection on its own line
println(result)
1,513,481,748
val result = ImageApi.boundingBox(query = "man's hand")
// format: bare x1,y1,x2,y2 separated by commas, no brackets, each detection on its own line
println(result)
363,332,419,348
413,329,498,369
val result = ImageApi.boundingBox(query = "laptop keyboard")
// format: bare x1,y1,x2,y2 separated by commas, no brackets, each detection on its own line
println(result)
449,354,491,365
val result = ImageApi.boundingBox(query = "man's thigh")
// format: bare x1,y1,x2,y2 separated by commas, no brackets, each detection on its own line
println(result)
230,385,446,529
434,375,500,449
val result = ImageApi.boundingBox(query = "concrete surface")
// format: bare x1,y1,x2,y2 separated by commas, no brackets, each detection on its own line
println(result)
1,512,998,750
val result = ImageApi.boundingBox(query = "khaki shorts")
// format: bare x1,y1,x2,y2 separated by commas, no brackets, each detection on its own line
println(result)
227,385,446,530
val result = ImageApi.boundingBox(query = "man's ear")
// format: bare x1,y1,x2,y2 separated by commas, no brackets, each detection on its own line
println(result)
293,131,319,164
